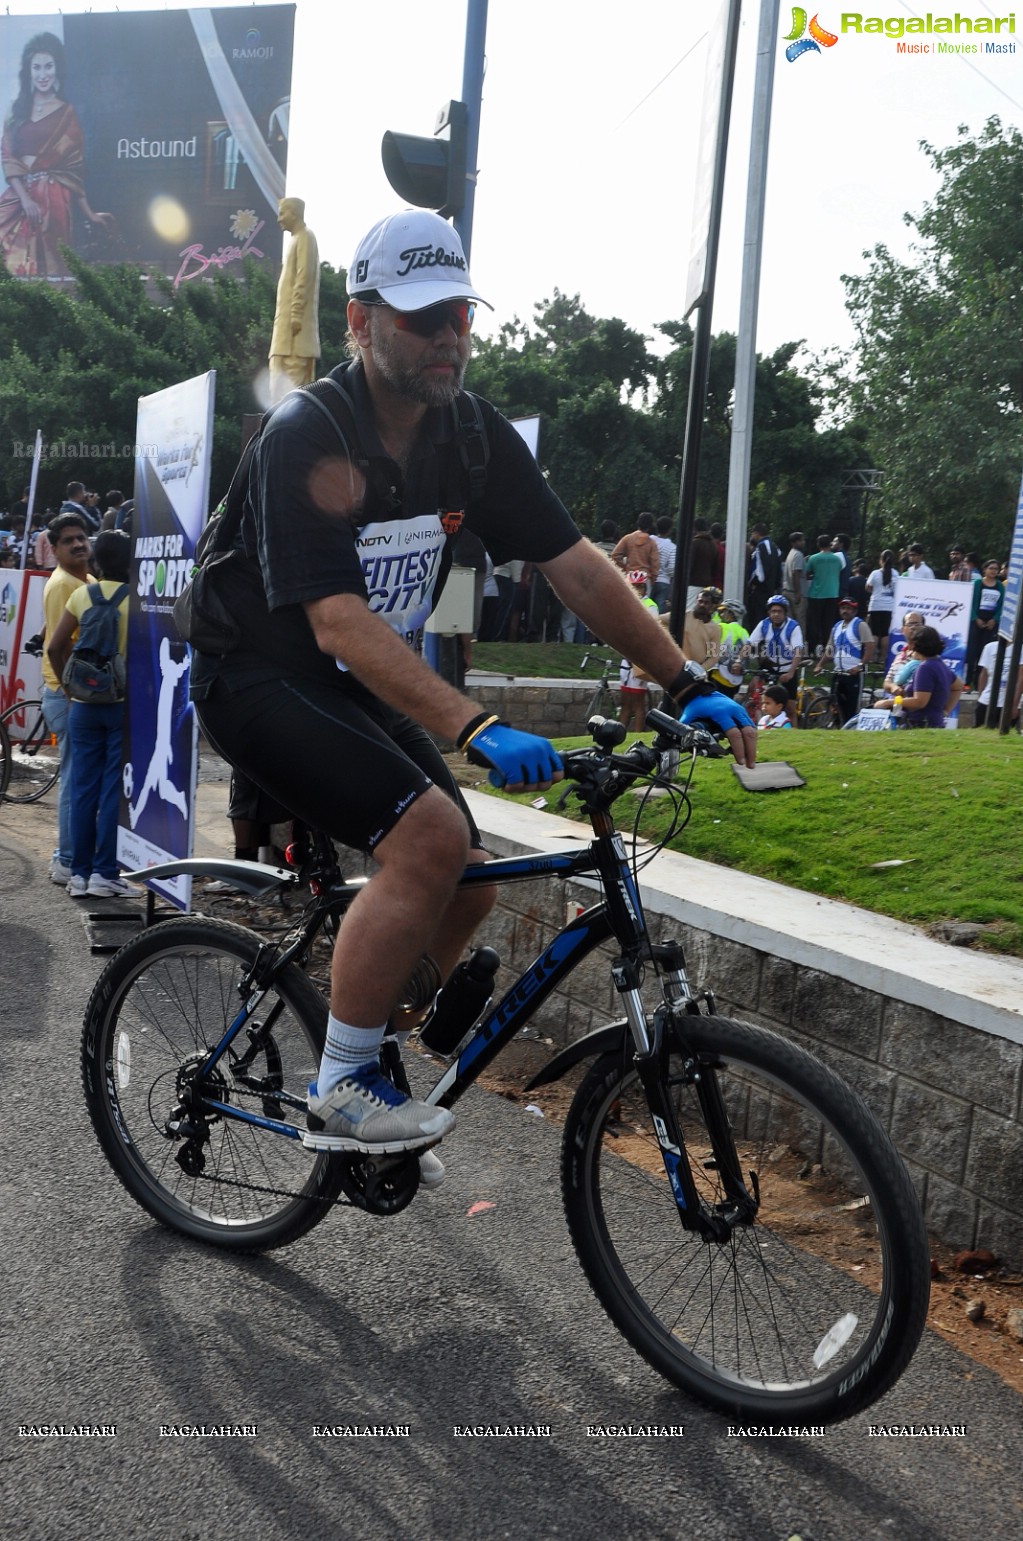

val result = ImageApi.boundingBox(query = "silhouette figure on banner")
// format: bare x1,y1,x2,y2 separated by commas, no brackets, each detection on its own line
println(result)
129,637,189,829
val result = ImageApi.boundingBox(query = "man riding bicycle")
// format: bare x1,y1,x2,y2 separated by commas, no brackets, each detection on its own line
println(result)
190,210,692,1177
744,594,804,727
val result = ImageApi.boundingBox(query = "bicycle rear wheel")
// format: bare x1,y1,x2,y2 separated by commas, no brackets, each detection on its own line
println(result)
562,1015,930,1423
81,916,344,1251
0,699,61,802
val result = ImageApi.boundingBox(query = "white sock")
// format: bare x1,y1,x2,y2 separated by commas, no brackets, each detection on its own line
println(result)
315,1017,386,1097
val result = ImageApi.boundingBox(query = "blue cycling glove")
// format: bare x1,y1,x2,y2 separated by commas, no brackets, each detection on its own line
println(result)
462,718,563,790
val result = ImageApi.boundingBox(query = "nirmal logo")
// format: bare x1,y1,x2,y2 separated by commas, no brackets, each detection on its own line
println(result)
783,8,839,60
233,28,274,61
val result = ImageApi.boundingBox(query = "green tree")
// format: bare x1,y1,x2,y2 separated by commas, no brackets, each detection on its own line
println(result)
0,250,280,513
843,117,1023,559
469,291,674,531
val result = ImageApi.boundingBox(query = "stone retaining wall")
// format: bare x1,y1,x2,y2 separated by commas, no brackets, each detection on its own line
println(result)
461,679,979,735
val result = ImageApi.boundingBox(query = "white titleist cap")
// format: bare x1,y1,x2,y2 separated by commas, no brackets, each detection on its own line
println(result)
347,209,491,311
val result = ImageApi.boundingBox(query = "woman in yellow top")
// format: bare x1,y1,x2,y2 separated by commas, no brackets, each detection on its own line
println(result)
46,530,135,898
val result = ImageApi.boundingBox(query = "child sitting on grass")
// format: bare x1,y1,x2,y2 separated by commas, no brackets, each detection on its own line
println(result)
758,683,792,730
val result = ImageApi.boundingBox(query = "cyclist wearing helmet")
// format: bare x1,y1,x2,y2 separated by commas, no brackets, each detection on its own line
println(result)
673,661,758,766
744,594,804,725
709,596,748,696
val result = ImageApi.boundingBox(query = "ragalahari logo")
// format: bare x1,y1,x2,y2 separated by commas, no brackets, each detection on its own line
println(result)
784,8,839,60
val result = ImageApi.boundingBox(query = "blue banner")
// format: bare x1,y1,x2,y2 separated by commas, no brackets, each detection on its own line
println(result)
117,372,215,909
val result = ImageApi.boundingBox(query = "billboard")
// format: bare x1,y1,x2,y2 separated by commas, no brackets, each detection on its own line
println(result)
0,6,294,283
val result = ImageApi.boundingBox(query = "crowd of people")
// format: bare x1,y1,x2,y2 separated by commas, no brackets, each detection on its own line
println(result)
588,517,1020,738
0,481,135,568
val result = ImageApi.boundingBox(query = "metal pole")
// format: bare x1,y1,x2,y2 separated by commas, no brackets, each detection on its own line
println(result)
670,0,743,638
453,0,488,259
723,0,779,611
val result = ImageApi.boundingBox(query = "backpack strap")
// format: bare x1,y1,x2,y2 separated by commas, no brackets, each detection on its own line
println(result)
450,391,490,504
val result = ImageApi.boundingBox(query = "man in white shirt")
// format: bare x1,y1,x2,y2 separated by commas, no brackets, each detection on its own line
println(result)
903,543,935,581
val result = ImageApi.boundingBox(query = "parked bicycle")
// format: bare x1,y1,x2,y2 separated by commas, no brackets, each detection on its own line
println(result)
0,710,10,800
0,697,62,803
81,710,929,1424
744,659,837,728
579,646,619,721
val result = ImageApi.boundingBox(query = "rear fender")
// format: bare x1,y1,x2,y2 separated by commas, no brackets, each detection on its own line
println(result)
524,1021,633,1090
124,856,300,898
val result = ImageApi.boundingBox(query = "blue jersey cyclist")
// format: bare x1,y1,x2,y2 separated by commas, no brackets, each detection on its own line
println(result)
189,210,697,1181
745,593,805,726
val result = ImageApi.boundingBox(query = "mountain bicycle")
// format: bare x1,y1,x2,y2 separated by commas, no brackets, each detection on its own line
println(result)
0,697,61,803
80,710,930,1424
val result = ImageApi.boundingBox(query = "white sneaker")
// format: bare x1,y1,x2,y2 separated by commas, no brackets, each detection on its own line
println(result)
304,1062,454,1153
87,874,140,898
50,860,72,885
418,1149,446,1190
66,874,88,897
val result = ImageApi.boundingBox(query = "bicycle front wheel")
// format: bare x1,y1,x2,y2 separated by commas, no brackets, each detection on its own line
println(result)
0,699,61,801
801,693,839,729
81,916,344,1251
562,1015,930,1423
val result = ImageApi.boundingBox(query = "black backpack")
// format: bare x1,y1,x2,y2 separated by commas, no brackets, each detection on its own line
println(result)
62,583,128,703
173,372,490,654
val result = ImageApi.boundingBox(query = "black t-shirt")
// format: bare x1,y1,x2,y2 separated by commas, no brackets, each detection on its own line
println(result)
191,360,580,696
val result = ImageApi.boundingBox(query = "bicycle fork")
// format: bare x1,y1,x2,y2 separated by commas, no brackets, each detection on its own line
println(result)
598,834,759,1242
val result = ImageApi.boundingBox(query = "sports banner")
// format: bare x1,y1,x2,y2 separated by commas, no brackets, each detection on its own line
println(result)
0,6,294,282
117,372,215,909
888,577,970,729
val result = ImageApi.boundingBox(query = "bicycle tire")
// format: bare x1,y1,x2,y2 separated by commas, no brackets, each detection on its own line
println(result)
561,1015,930,1423
0,714,10,800
801,693,839,730
586,683,617,722
0,699,61,802
81,916,345,1252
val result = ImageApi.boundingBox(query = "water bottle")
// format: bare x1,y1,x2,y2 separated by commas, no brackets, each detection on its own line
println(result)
418,947,501,1056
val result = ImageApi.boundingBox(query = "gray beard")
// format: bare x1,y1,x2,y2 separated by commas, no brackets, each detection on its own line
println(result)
370,329,467,407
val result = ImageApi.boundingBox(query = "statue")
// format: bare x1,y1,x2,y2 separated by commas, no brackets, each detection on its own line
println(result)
268,197,320,403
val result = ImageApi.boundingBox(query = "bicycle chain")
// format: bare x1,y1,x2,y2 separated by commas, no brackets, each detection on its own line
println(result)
185,1164,355,1208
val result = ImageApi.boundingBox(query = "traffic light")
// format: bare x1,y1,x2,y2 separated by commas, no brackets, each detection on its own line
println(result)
381,100,468,218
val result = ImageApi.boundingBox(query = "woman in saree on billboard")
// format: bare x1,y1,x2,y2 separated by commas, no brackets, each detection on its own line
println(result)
0,31,112,278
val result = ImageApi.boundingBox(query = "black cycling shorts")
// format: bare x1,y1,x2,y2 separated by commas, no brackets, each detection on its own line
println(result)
196,673,483,856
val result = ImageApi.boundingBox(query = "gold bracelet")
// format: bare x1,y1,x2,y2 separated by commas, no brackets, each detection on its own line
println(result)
459,713,501,753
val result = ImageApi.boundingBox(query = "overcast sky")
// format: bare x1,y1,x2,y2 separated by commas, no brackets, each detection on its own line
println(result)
5,0,1021,364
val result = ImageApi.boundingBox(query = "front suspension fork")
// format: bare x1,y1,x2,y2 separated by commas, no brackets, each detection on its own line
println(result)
630,1008,759,1241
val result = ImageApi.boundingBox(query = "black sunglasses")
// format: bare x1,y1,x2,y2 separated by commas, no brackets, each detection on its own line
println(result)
362,299,476,339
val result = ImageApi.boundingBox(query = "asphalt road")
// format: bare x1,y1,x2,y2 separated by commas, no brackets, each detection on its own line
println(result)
2,793,1022,1541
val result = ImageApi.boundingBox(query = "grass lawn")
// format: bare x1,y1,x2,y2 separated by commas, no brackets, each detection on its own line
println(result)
487,728,1023,956
471,641,598,677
